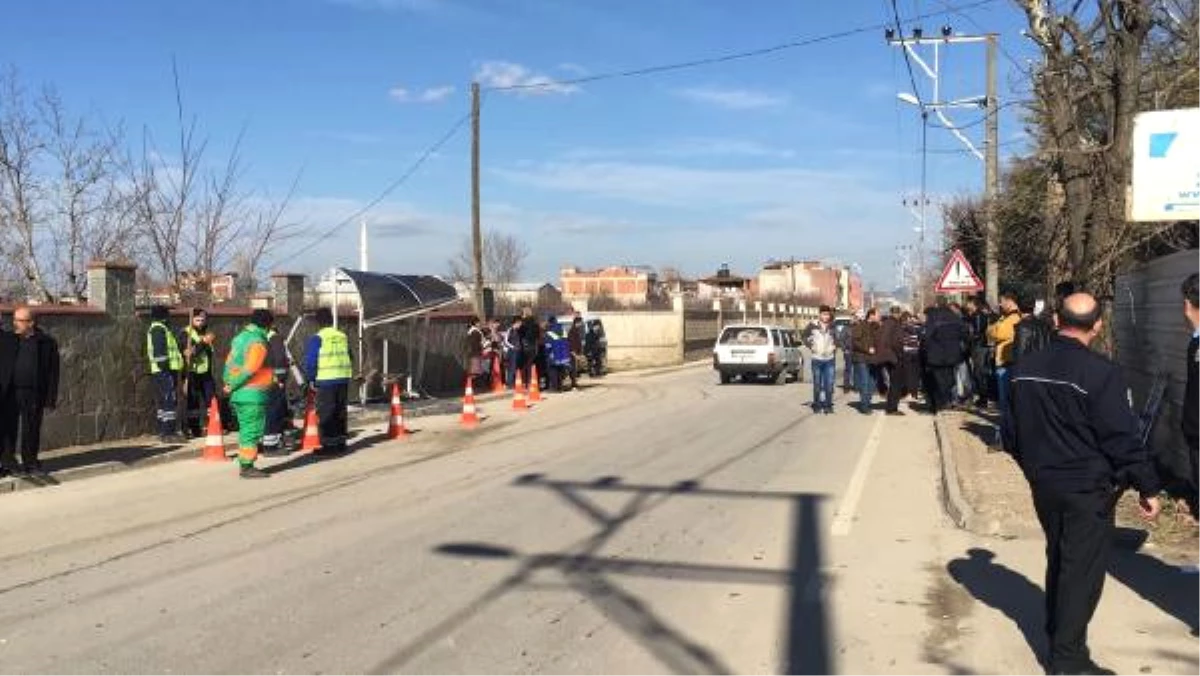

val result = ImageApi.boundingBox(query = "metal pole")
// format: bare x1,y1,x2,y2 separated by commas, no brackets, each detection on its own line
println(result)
470,82,485,318
984,35,1000,307
918,112,928,310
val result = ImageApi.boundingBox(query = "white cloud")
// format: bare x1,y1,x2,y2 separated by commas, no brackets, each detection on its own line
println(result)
673,87,788,110
389,85,456,103
474,61,579,96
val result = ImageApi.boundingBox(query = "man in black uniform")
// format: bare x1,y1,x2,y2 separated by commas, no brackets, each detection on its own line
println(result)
2,307,60,477
0,315,19,477
262,312,292,457
1008,293,1161,675
1181,273,1198,518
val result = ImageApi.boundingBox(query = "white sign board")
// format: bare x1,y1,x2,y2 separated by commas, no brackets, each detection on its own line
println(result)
1131,108,1200,222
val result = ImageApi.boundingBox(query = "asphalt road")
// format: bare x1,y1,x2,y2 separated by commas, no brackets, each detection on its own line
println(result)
0,365,1194,674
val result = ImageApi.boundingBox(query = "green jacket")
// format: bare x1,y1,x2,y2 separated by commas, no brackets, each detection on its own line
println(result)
223,324,273,404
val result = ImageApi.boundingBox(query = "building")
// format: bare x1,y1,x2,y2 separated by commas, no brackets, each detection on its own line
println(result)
453,282,564,310
757,260,863,311
560,266,657,305
696,264,754,301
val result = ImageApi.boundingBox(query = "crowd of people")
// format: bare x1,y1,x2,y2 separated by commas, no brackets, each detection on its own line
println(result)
464,309,607,394
802,275,1199,675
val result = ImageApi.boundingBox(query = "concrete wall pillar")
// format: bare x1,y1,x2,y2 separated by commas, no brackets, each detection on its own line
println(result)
271,273,306,317
86,261,136,316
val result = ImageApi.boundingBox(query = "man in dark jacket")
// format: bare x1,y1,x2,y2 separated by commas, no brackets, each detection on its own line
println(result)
0,319,17,477
1,307,60,476
964,297,994,408
923,301,966,414
877,308,905,415
1009,293,1161,675
1182,273,1199,518
262,313,292,457
851,309,880,413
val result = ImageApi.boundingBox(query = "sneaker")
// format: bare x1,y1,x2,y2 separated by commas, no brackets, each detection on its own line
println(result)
239,465,270,479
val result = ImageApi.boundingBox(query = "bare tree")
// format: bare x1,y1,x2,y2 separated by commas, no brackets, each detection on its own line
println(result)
447,231,530,290
0,70,54,301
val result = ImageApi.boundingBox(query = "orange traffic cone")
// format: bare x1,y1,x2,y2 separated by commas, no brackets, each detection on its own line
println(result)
201,397,228,461
388,382,411,438
461,377,480,428
528,364,543,403
490,356,505,394
299,391,321,453
512,371,529,412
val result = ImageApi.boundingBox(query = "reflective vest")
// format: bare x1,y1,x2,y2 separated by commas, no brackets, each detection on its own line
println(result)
147,321,183,374
316,327,352,381
185,326,211,374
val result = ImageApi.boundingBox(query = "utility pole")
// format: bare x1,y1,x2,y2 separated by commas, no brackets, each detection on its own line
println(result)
470,81,484,317
984,35,999,307
887,27,998,307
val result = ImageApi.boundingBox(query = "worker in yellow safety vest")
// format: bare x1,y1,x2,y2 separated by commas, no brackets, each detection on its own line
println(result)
146,305,184,443
303,307,353,455
181,307,217,438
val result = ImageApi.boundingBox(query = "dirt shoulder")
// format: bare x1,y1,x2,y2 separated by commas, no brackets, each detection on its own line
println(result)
938,408,1198,561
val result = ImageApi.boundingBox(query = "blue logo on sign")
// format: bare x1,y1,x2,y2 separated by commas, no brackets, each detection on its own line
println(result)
1149,132,1178,158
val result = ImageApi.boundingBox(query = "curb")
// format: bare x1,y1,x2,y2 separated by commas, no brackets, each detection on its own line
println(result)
933,413,977,532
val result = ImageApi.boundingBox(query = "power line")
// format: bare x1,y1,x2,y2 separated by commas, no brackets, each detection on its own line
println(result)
275,111,472,263
890,0,928,109
925,98,1031,130
933,0,1027,72
484,0,999,93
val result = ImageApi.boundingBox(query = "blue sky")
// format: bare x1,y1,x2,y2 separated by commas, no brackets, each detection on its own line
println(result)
3,0,1038,289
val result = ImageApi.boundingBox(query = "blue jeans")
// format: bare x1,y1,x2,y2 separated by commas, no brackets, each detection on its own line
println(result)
996,366,1011,447
811,359,835,410
854,362,876,411
505,351,519,388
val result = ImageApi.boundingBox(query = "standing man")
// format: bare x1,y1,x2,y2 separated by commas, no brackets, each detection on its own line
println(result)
1181,273,1199,518
964,296,995,409
0,315,16,477
923,300,967,414
803,306,838,414
223,309,274,479
146,305,184,443
261,314,292,457
304,307,352,455
851,309,880,414
877,307,905,416
518,306,540,387
988,290,1023,450
1008,293,1161,675
0,307,59,477
181,308,217,439
464,316,485,390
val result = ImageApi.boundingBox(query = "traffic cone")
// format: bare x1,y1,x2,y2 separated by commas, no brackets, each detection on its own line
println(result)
201,397,228,462
388,382,411,438
299,391,321,453
461,377,480,428
528,364,543,403
490,356,505,394
512,371,529,412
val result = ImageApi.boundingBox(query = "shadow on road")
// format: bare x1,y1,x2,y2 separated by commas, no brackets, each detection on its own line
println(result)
371,472,831,674
947,548,1049,670
1108,528,1199,636
41,443,176,474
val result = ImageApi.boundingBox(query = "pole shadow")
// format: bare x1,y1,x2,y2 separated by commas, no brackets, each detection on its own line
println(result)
371,473,831,674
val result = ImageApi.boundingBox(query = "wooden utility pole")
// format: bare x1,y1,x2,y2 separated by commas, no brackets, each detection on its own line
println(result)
983,35,1000,307
470,82,485,317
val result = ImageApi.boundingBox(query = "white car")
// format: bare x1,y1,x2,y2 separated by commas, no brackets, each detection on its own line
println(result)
712,324,804,385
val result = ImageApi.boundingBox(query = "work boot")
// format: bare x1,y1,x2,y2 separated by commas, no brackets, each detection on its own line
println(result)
239,465,269,479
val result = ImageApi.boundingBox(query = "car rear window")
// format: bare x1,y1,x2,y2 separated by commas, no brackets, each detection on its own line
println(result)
719,327,768,345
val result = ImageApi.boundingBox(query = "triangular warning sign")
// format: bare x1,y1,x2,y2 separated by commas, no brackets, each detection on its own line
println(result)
934,249,984,293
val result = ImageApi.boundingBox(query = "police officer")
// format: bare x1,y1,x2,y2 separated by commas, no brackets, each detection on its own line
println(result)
147,305,184,443
1008,293,1161,675
181,308,217,438
303,307,352,455
261,316,292,457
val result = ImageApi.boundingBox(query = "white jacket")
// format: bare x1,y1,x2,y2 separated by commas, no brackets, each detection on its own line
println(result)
805,321,838,361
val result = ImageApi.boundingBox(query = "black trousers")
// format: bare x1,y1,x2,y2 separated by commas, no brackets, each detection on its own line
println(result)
1,388,44,469
315,383,348,451
263,384,289,451
183,373,216,437
926,365,956,412
153,371,179,437
885,363,905,412
1032,485,1116,671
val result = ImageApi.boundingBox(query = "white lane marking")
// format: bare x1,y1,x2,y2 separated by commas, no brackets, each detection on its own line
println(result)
830,412,886,536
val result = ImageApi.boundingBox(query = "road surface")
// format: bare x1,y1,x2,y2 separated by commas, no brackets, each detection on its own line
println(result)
0,365,1194,674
